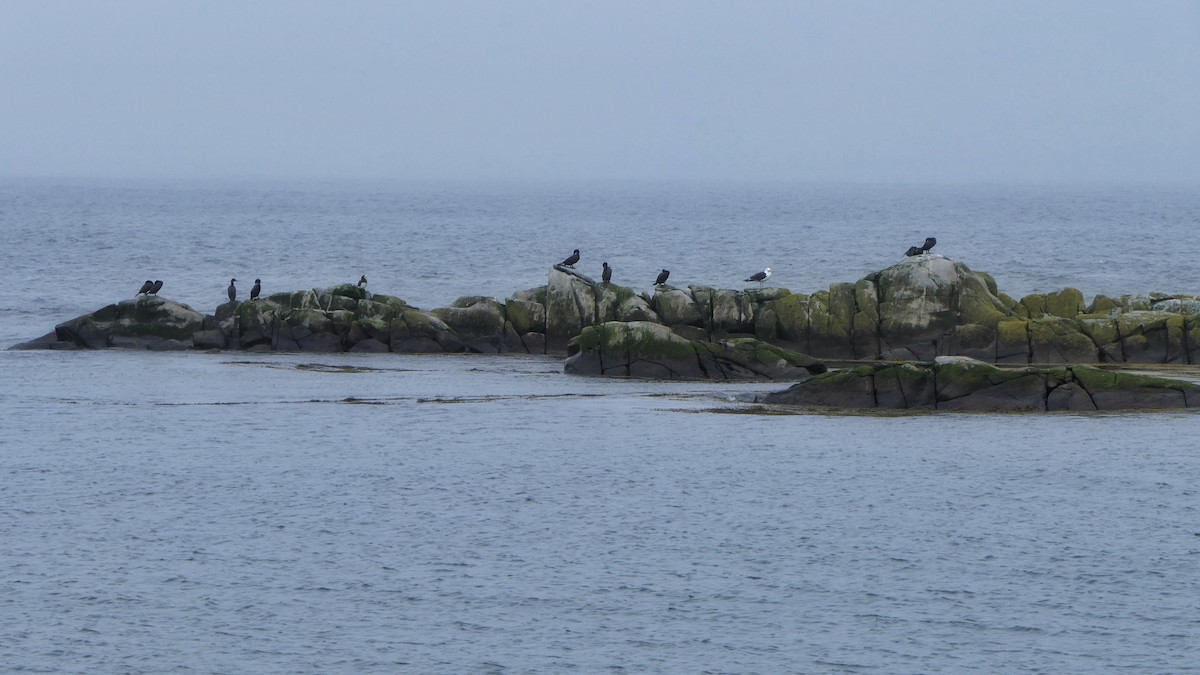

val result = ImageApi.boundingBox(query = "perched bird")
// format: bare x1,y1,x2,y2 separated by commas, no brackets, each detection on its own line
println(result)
560,249,581,267
358,275,368,288
149,280,163,295
745,267,772,285
654,269,670,286
601,262,612,283
137,280,153,296
250,279,261,300
227,278,237,302
904,237,937,257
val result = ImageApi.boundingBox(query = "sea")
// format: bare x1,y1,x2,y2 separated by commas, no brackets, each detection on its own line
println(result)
2,178,1199,673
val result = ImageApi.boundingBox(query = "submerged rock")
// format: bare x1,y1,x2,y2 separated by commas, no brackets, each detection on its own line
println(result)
763,356,1200,411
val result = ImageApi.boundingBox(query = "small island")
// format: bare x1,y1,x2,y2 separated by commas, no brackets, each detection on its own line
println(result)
12,256,1200,411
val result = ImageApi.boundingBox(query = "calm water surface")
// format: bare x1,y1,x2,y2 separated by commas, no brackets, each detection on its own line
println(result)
2,180,1199,672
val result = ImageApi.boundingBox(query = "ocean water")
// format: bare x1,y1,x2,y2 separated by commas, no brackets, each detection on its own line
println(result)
2,179,1200,673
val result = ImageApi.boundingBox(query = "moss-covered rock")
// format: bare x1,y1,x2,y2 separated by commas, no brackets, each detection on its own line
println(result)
433,297,506,342
54,297,208,348
653,287,703,328
545,267,597,353
1087,294,1120,314
565,321,825,381
764,356,1200,411
995,320,1030,363
1028,317,1099,363
505,298,545,335
875,257,1013,360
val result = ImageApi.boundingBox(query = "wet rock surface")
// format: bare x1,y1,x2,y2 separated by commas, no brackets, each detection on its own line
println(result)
762,356,1200,411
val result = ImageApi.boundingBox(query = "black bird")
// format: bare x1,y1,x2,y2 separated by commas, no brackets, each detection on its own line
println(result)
560,249,580,267
745,267,772,285
654,269,670,286
905,237,937,257
358,275,368,288
227,278,237,302
601,262,612,283
149,280,163,295
137,280,153,296
250,279,261,300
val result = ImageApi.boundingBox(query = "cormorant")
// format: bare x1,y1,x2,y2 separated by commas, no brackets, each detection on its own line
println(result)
745,267,772,285
358,275,368,288
654,269,670,286
250,279,261,300
905,237,937,257
601,262,612,283
137,280,153,296
227,279,237,302
561,249,580,267
149,280,163,295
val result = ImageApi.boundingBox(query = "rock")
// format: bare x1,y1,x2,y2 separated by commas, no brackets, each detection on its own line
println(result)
652,287,703,328
763,364,880,408
192,329,227,350
764,356,1200,411
349,338,389,353
1028,317,1098,363
545,267,597,353
505,297,546,335
1046,382,1097,411
54,297,207,349
874,257,1013,360
1070,366,1193,409
433,297,507,348
565,321,825,381
8,331,61,350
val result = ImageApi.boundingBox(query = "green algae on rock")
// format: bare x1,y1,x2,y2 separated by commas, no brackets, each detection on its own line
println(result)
762,356,1200,411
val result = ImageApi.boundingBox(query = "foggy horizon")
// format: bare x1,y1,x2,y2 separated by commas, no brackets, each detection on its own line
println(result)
2,1,1198,185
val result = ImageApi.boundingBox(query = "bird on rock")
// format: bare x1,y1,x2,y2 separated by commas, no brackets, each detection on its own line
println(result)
358,275,368,288
905,237,937,257
149,280,163,295
560,249,580,267
250,279,261,300
137,280,153,296
601,262,612,283
654,269,670,286
227,278,237,302
745,267,772,285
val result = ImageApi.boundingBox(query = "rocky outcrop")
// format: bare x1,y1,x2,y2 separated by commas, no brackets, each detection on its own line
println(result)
762,356,1200,411
564,321,827,381
14,258,1200,369
16,297,208,351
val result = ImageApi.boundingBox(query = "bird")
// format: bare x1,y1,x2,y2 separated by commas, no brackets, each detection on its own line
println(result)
904,237,937,257
601,262,612,283
250,279,261,300
149,280,163,295
745,267,772,285
560,249,580,267
358,275,368,288
227,278,237,302
136,280,153,296
654,269,670,286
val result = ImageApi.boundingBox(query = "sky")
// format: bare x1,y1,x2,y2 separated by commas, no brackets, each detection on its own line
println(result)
1,0,1197,183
